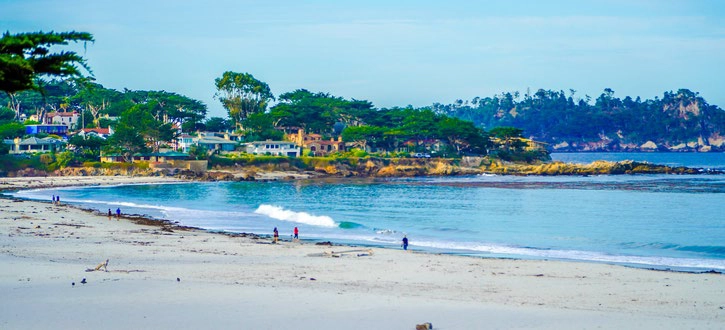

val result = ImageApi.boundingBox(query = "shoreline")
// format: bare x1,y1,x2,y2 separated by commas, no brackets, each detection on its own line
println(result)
1,176,724,329
3,175,723,274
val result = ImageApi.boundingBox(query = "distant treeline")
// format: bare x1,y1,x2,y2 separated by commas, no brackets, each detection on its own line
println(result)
432,88,725,151
3,79,724,152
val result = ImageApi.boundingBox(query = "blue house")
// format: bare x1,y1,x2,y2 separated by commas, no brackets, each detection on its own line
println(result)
25,124,68,136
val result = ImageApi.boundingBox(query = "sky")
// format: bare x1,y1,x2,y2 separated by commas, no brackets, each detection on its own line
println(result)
3,0,725,118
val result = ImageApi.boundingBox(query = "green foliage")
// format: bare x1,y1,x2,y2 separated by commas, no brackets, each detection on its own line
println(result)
97,117,115,128
0,107,15,121
270,89,374,135
204,117,233,132
68,134,107,159
188,144,209,160
53,150,74,168
0,31,94,119
0,154,40,171
242,112,284,140
0,122,25,139
123,89,207,132
433,88,725,150
214,71,274,130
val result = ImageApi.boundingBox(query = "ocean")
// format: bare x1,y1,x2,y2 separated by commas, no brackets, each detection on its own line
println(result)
9,152,725,272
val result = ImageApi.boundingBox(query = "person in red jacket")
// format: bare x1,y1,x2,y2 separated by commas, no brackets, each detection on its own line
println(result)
293,227,299,240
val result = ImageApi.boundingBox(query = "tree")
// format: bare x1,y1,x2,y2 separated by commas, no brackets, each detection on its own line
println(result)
490,126,526,153
436,117,489,155
108,104,177,161
243,112,283,141
72,81,124,127
107,122,146,162
0,31,94,119
341,125,385,150
204,117,233,132
214,71,273,130
125,90,207,132
0,121,25,139
68,134,107,158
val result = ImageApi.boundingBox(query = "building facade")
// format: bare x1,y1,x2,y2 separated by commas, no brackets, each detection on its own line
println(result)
245,141,300,157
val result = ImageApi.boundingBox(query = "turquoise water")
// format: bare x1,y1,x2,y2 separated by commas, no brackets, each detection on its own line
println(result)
9,153,725,272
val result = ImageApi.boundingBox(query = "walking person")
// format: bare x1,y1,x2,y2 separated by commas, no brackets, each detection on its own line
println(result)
402,235,409,250
107,209,112,220
273,227,279,244
293,227,299,240
116,207,121,220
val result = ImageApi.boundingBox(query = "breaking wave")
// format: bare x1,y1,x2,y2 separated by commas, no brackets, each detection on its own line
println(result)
254,204,338,228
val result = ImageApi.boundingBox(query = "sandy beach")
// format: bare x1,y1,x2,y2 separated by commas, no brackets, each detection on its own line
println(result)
1,176,723,329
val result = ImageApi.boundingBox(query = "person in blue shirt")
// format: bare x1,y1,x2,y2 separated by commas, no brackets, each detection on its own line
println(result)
402,235,409,250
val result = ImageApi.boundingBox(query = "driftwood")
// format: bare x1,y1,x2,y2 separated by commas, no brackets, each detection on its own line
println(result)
85,259,109,272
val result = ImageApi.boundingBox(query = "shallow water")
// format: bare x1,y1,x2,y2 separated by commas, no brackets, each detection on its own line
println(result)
12,173,723,272
10,153,725,272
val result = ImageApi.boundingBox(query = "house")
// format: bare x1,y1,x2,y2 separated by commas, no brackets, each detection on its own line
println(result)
288,129,345,156
100,151,190,163
76,127,113,139
44,112,80,130
176,132,239,153
524,138,548,152
197,135,238,153
4,137,66,154
306,138,345,156
245,141,300,157
397,138,446,155
177,134,197,153
25,124,68,137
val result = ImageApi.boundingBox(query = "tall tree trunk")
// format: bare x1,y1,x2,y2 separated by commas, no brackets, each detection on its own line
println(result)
8,92,22,120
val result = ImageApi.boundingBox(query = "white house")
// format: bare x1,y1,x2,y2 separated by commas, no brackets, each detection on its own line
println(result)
245,141,300,157
45,112,80,130
177,134,197,153
176,132,239,153
77,127,113,139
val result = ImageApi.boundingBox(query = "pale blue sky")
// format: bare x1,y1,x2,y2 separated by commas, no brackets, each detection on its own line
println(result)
3,0,724,118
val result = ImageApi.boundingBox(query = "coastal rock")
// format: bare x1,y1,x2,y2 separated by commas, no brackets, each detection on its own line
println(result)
640,141,658,150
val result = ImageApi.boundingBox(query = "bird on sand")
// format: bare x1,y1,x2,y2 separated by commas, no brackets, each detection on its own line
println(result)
72,282,75,286
80,278,87,284
177,277,180,282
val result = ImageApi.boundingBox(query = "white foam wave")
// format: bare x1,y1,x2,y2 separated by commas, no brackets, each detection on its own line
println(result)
410,240,725,271
254,204,338,228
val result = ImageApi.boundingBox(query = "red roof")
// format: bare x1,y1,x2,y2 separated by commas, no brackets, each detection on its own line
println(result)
82,128,110,135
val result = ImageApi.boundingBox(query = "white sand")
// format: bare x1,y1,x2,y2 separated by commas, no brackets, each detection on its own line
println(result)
1,176,723,329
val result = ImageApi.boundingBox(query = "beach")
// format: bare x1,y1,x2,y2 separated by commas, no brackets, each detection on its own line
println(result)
1,176,723,329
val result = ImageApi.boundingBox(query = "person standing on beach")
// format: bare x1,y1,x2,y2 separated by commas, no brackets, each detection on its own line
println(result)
293,227,299,240
402,235,409,250
107,209,112,220
273,227,279,244
116,207,121,219
56,196,60,205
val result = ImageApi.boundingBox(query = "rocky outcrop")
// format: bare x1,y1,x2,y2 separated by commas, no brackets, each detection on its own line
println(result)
4,156,720,180
485,160,718,175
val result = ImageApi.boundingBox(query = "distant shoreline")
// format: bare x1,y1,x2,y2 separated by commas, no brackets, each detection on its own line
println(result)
2,157,723,183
